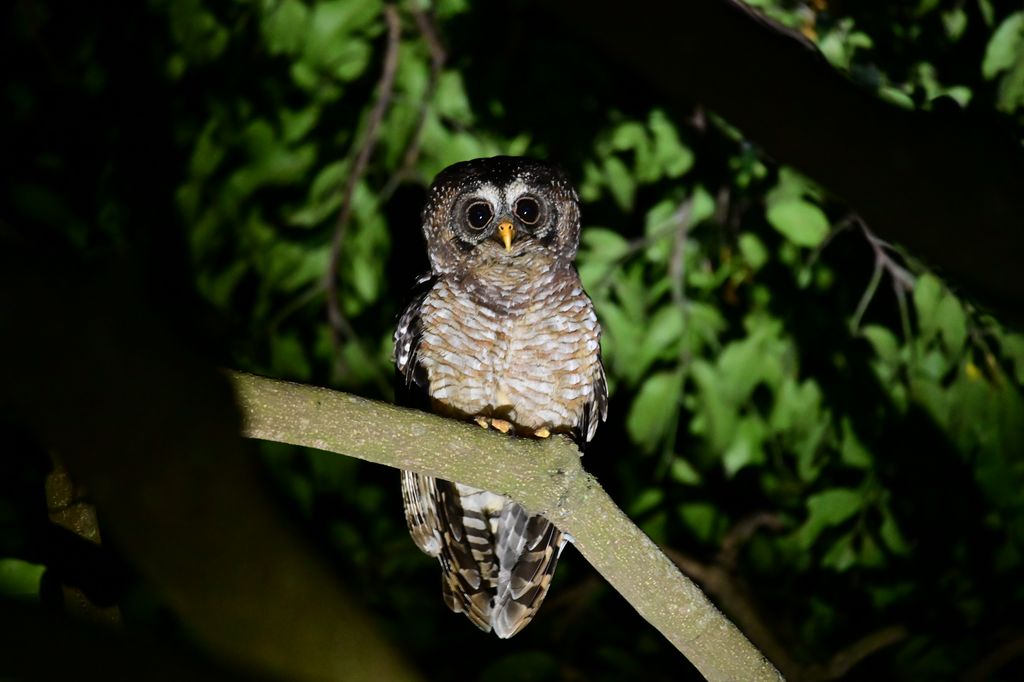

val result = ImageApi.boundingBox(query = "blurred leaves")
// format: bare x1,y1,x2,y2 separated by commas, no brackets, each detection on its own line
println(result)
983,11,1024,112
0,559,44,601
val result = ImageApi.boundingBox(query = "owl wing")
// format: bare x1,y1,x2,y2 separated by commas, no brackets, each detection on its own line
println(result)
393,272,436,411
577,355,609,450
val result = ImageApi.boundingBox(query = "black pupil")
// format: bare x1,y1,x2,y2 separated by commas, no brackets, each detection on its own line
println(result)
516,198,539,224
467,203,492,229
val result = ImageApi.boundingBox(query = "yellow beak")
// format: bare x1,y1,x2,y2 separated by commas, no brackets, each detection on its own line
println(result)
496,220,515,252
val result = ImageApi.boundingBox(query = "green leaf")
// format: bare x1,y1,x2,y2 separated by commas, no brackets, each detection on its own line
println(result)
581,227,630,263
270,333,313,380
722,415,767,476
766,200,830,247
633,305,685,378
597,300,641,380
911,376,950,425
982,11,1024,79
670,457,701,485
822,531,858,571
767,166,823,204
840,418,873,469
609,120,648,153
612,263,646,324
263,0,309,56
627,370,683,452
936,294,967,357
289,160,348,227
649,110,694,178
678,502,718,543
306,0,382,56
978,0,995,27
603,155,635,212
629,488,664,517
189,120,225,180
768,378,822,434
280,105,320,144
738,232,768,270
689,359,739,451
794,419,830,483
942,8,968,41
878,85,915,109
880,507,910,555
1003,333,1024,383
689,184,717,228
913,274,943,339
0,559,44,600
167,0,229,64
797,488,864,548
861,324,901,366
642,198,678,263
434,71,474,125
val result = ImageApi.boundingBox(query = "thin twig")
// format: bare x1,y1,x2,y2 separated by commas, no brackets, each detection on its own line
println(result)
804,212,857,271
665,511,905,682
266,280,326,335
849,260,883,334
656,197,695,477
803,625,909,681
964,633,1024,682
850,219,916,333
381,4,446,199
861,221,915,292
323,4,402,367
718,511,784,570
593,197,693,292
669,199,693,309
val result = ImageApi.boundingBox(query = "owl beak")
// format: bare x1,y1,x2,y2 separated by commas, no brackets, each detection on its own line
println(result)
496,219,515,252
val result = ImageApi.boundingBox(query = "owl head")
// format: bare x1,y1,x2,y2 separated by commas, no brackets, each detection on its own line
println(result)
420,156,582,274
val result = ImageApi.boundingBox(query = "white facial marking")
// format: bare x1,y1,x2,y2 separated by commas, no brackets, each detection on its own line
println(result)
502,179,532,207
475,184,503,212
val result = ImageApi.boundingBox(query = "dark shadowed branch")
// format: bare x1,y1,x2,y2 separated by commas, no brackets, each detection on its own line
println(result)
0,256,421,682
551,0,1024,323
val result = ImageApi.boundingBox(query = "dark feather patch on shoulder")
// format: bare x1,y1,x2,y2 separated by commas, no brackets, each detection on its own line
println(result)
393,272,437,411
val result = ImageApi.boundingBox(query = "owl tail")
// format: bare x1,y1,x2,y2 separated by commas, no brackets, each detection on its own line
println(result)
490,502,567,639
401,471,566,637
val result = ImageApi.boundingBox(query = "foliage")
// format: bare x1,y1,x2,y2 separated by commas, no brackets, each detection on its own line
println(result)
2,0,1023,679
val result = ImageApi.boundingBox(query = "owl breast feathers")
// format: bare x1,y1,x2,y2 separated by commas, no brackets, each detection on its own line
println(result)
393,156,607,638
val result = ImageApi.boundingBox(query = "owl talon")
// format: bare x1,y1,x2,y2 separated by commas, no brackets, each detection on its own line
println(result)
474,416,490,429
490,418,512,434
533,427,550,438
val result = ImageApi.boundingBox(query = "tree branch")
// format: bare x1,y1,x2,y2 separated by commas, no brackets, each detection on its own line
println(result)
230,371,783,682
551,0,1024,322
324,4,402,366
0,257,422,682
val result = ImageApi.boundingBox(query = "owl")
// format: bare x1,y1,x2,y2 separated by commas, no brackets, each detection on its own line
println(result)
393,156,607,638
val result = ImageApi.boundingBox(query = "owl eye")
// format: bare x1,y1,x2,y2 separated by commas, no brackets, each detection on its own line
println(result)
466,202,493,230
515,197,540,225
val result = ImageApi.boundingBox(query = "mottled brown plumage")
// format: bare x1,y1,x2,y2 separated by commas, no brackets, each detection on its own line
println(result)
394,156,607,638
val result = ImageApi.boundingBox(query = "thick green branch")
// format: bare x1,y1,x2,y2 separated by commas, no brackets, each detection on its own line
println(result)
231,371,783,682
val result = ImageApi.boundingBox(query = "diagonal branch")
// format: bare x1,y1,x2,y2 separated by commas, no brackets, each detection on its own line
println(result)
323,4,402,364
229,371,783,682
